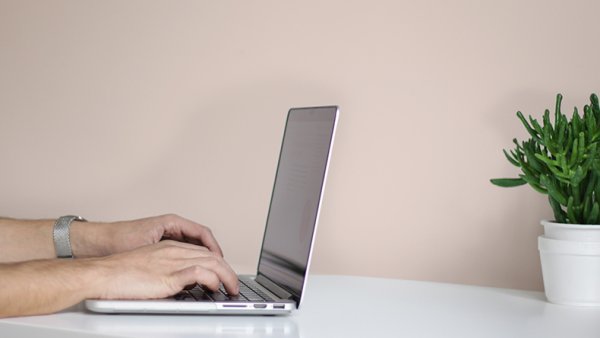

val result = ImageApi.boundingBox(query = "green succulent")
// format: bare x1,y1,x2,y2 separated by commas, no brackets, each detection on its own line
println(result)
491,93,600,224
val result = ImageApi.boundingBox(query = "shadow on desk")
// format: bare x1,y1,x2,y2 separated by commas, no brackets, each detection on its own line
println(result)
83,315,298,338
486,286,547,303
20,303,300,338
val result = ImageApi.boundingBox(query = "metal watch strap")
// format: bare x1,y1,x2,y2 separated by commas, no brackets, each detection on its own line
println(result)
53,215,86,259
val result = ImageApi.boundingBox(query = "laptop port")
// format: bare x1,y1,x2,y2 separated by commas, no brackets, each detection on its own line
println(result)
273,304,285,309
253,304,267,309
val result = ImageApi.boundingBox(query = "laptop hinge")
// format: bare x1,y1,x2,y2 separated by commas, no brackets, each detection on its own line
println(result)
255,274,293,300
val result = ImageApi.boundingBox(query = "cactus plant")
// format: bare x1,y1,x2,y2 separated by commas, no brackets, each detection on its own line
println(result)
491,93,600,224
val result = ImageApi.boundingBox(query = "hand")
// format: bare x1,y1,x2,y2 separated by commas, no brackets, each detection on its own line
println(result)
89,240,239,299
0,240,240,317
71,214,224,258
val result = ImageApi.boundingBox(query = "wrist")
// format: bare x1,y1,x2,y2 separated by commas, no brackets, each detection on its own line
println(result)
80,254,127,299
70,221,113,258
53,258,105,300
74,257,112,299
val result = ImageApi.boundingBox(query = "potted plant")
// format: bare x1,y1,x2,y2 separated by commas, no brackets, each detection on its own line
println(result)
491,93,600,306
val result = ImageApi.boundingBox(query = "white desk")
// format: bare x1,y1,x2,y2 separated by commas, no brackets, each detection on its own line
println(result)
1,275,600,338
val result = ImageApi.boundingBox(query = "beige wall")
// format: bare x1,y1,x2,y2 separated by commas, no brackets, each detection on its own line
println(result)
1,0,599,291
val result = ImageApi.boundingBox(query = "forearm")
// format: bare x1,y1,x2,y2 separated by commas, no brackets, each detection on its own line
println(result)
0,214,222,263
0,218,112,263
0,259,101,318
0,218,55,262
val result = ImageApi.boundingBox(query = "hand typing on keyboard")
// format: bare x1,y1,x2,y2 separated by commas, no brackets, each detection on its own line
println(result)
93,240,240,299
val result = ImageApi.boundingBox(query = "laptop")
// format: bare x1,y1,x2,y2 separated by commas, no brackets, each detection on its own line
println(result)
85,106,339,315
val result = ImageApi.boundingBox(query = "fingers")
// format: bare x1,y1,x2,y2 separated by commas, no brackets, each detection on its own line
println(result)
158,240,210,252
174,266,221,291
173,259,239,295
158,240,239,295
194,228,224,257
162,214,224,257
185,256,239,295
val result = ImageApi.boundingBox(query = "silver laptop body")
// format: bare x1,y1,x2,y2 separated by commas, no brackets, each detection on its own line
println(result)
85,106,339,315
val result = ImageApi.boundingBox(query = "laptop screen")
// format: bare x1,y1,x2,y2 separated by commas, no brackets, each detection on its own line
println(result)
257,106,338,304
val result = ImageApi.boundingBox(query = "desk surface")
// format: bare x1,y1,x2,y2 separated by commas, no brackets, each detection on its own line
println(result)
2,275,600,338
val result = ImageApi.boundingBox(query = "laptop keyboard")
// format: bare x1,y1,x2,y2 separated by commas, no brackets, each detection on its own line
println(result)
174,278,274,302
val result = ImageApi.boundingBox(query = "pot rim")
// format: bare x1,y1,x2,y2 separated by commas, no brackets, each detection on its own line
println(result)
541,219,600,229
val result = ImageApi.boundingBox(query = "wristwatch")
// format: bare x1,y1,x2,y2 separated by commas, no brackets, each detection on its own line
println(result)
53,215,87,259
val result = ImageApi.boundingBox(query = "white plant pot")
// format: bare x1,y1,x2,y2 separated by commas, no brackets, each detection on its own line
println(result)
538,220,600,306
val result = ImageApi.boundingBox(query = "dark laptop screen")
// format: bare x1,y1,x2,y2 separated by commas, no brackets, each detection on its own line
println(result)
257,106,338,303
